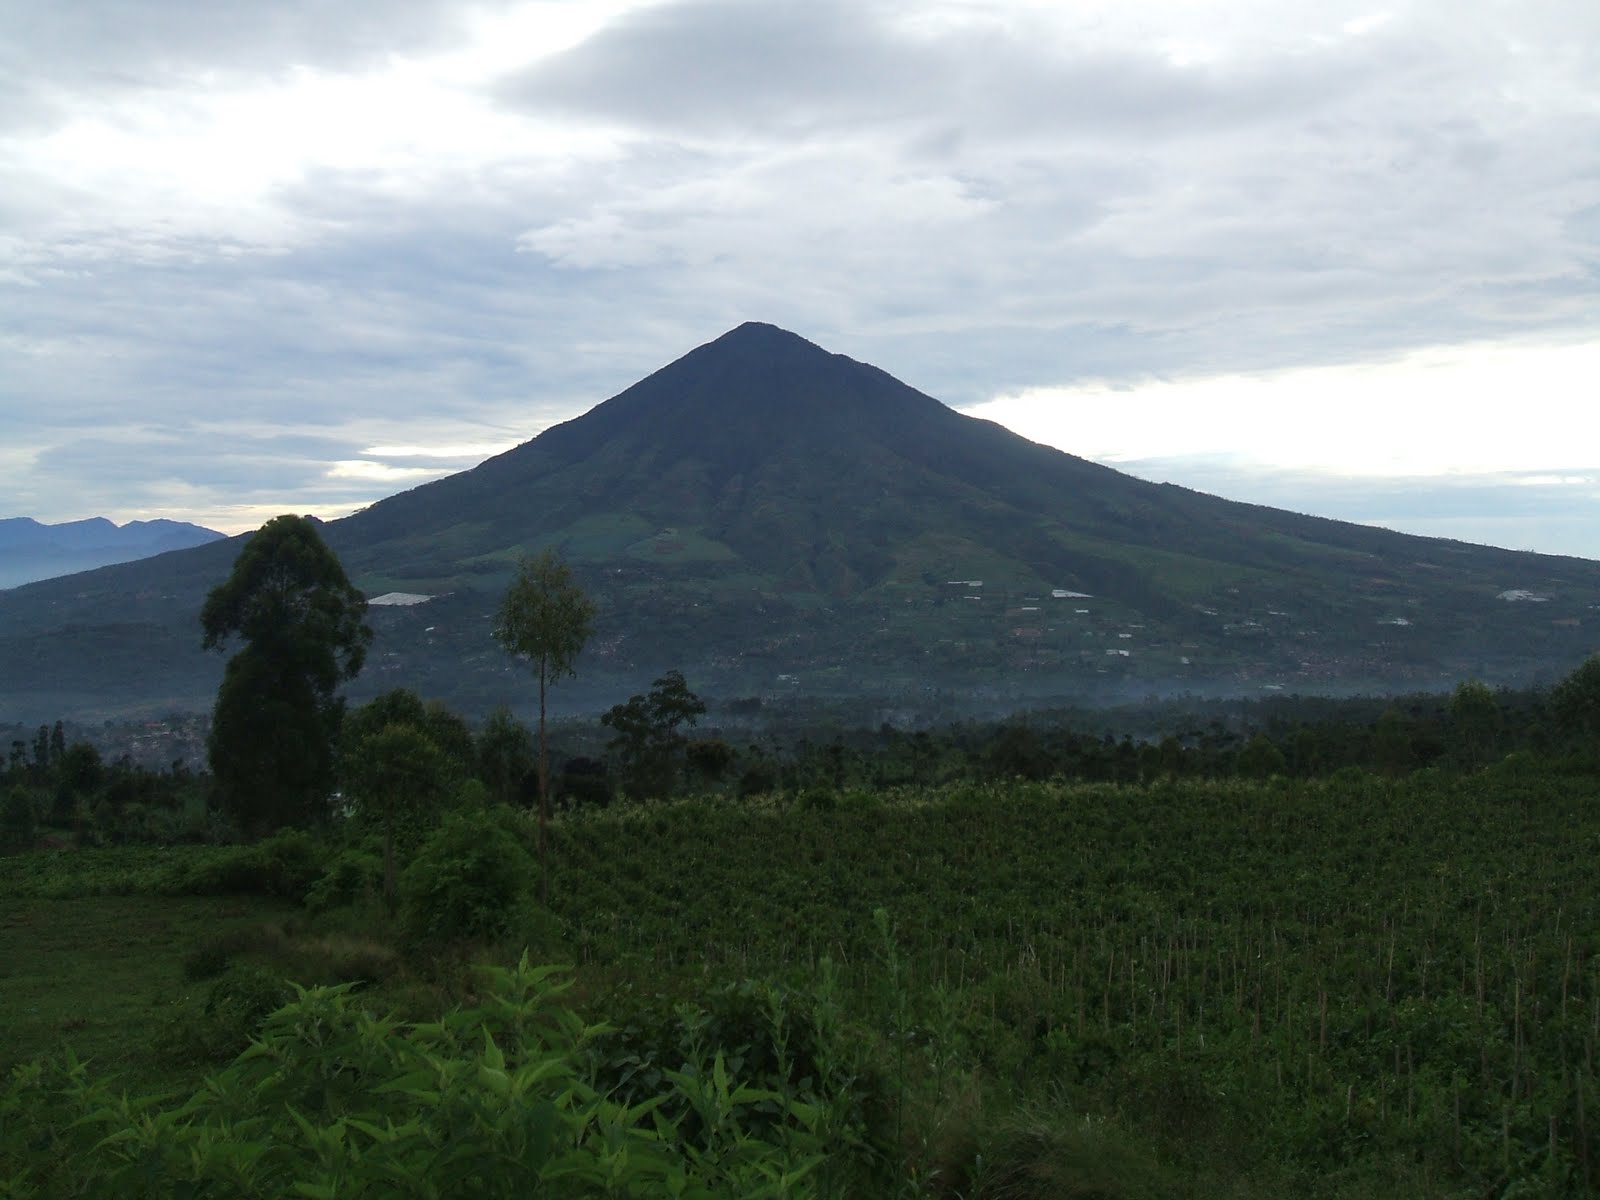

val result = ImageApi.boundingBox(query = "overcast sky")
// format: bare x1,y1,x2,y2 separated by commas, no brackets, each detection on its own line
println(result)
3,0,1597,558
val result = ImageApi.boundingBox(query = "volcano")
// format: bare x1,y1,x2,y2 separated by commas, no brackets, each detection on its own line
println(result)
3,323,1597,719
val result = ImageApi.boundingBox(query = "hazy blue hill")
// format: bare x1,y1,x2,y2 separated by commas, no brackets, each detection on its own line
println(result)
0,517,226,591
2,324,1597,719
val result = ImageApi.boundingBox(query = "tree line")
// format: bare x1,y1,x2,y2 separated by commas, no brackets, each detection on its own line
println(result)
7,513,1599,862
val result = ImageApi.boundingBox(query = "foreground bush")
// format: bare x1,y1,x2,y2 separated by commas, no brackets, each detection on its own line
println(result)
399,806,536,947
164,828,326,901
0,957,877,1198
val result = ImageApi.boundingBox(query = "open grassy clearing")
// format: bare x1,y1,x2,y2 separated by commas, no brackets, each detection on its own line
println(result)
0,893,290,1083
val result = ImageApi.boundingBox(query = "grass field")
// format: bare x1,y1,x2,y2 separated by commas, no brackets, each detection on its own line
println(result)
0,893,290,1084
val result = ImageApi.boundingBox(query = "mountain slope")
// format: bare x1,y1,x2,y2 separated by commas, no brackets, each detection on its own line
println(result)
2,323,1597,719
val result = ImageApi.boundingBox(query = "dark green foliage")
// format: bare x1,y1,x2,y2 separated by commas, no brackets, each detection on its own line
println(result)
1551,654,1600,754
181,937,235,982
202,963,294,1044
1,960,872,1198
543,770,1600,1195
478,706,536,806
12,747,1600,1194
52,740,103,822
1236,731,1286,778
493,549,595,800
555,755,611,809
1,786,39,847
685,737,736,787
494,550,596,907
1447,679,1502,767
343,720,453,910
304,847,384,914
985,723,1054,781
422,700,476,778
602,669,706,799
737,757,780,798
340,685,428,747
167,828,327,901
964,1111,1170,1200
799,785,837,812
158,962,298,1065
398,806,536,947
202,515,371,834
588,974,889,1182
343,690,475,783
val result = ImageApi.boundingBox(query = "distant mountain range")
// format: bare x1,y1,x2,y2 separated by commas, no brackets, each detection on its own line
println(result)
0,517,225,590
1,323,1597,721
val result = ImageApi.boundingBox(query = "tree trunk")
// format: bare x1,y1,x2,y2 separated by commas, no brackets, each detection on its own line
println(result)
538,656,549,907
383,808,397,915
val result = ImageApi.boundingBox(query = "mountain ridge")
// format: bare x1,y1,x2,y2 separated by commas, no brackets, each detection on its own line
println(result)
0,516,225,591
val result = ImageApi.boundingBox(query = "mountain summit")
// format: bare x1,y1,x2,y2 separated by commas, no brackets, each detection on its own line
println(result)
3,324,1598,718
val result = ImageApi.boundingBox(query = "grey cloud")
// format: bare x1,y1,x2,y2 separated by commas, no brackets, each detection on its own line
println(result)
32,432,356,490
500,0,1379,143
2,0,495,86
498,4,1600,393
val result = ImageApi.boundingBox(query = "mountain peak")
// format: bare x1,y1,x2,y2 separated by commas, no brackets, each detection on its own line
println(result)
711,321,822,349
511,320,952,473
692,321,844,372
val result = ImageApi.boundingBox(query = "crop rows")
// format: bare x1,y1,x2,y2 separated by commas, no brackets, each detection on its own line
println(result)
545,769,1600,1186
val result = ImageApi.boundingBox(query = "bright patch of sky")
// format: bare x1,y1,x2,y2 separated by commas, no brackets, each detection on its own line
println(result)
1,0,1597,556
964,341,1599,476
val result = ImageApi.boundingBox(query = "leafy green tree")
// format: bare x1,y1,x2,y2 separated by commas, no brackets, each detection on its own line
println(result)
985,723,1052,781
1373,706,1415,776
1238,732,1287,779
602,670,706,800
422,701,476,779
493,550,595,904
1,786,38,848
342,687,427,753
1448,679,1502,768
202,515,371,835
1551,655,1600,758
30,724,50,781
478,707,536,807
52,741,102,825
342,689,472,783
344,722,451,912
685,738,736,791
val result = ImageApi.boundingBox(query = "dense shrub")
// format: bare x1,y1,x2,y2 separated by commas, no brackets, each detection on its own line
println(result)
589,973,890,1182
165,828,326,900
158,962,295,1065
204,963,293,1036
398,806,536,946
304,846,384,914
2,960,868,1198
737,759,780,798
1,786,39,847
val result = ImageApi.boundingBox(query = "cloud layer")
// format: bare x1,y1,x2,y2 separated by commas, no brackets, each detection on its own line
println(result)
2,0,1596,554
